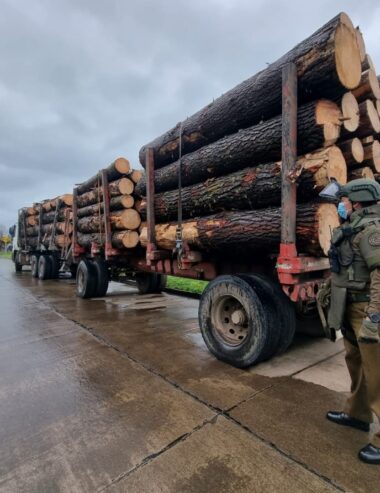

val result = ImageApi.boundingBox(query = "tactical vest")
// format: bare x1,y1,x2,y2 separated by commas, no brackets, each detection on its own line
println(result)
330,204,380,288
327,207,380,331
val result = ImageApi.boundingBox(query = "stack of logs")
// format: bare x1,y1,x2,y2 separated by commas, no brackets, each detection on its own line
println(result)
75,158,143,251
22,195,73,250
133,13,380,257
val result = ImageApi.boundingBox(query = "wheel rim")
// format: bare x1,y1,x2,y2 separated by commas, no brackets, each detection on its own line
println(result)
77,268,85,293
211,295,249,347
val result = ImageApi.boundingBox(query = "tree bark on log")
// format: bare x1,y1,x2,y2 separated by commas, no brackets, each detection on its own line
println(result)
25,207,38,216
77,231,139,249
362,140,380,172
136,147,346,222
139,203,338,256
349,166,374,180
26,222,73,237
338,138,364,167
27,235,69,249
139,13,361,168
352,69,380,101
42,195,73,212
340,92,359,134
41,209,72,224
76,178,134,207
77,209,141,233
77,195,134,218
355,100,380,138
355,27,366,64
363,54,376,73
26,216,38,226
76,158,131,195
129,169,144,184
136,100,342,196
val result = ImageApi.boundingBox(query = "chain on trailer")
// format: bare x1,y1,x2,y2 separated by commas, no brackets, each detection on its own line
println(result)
37,204,43,250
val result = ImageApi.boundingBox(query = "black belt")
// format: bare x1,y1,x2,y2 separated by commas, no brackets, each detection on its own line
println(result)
347,292,370,304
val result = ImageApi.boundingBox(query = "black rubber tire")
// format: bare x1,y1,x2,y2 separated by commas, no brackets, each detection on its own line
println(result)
38,255,52,280
92,259,109,297
136,273,165,294
31,255,39,278
70,264,78,279
248,273,296,354
13,252,22,272
76,259,97,299
49,255,59,279
236,274,280,361
198,275,268,368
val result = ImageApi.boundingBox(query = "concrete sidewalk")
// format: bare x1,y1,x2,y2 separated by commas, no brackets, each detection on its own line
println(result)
0,258,378,492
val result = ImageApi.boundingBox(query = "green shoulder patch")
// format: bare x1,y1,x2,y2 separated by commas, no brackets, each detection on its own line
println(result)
368,232,380,247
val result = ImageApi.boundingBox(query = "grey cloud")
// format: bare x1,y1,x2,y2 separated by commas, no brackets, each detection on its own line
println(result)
0,0,379,228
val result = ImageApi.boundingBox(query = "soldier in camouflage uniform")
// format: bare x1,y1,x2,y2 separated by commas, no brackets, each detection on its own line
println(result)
321,178,380,465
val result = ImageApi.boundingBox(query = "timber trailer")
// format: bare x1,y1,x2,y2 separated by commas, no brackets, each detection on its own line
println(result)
72,64,329,368
13,200,73,280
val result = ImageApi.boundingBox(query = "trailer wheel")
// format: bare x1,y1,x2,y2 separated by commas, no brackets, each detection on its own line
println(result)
198,275,267,368
247,274,296,354
70,264,78,279
92,259,109,297
14,255,22,272
236,274,280,361
135,273,166,294
76,259,97,298
38,255,52,280
49,255,59,279
31,255,39,278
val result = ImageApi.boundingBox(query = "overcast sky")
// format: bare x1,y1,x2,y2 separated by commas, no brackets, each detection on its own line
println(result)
0,0,380,230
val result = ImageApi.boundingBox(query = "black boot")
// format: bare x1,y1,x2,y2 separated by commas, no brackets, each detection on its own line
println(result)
359,444,380,464
326,411,370,432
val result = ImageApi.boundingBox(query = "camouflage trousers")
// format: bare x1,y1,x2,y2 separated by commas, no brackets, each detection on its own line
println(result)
343,302,380,447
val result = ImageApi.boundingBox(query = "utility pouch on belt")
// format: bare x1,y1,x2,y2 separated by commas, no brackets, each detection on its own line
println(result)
316,280,342,341
327,286,347,338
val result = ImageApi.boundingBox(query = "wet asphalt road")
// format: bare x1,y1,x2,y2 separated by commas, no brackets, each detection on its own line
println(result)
0,258,379,492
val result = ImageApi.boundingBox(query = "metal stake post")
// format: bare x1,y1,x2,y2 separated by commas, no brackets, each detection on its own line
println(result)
280,62,298,258
146,148,157,265
101,169,119,259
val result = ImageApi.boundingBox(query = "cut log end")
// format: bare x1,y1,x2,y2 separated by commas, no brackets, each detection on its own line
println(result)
59,194,73,207
301,146,347,188
334,21,362,90
119,195,135,209
117,209,141,230
317,204,340,256
323,124,340,147
325,146,347,185
341,92,359,132
365,54,376,73
129,169,144,184
376,100,380,119
372,141,380,173
114,157,131,175
118,177,135,195
316,100,342,126
114,231,139,249
351,138,364,163
349,166,375,181
355,27,366,63
364,100,380,133
352,69,380,101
